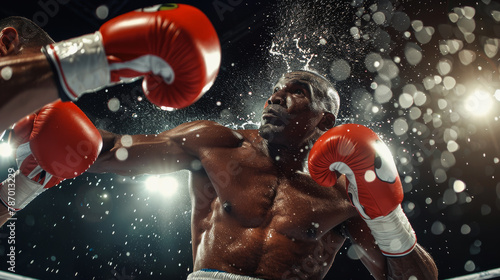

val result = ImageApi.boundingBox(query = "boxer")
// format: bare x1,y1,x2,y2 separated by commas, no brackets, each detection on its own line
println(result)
88,70,438,279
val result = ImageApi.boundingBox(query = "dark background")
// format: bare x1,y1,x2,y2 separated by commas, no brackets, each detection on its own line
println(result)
1,0,500,279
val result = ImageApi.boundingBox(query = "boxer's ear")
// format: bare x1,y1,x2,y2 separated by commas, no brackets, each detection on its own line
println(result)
317,112,336,131
0,27,21,56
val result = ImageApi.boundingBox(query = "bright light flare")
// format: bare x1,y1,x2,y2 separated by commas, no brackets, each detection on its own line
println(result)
0,143,13,158
144,176,179,197
465,90,493,116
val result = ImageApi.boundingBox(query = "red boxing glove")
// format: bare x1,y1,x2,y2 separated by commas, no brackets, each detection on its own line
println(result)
308,124,416,257
43,3,221,109
0,101,102,211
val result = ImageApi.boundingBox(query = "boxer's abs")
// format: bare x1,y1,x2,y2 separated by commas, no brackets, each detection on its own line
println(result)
190,165,353,279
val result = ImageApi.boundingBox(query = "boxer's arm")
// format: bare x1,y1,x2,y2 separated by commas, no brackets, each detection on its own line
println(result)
88,128,196,175
89,121,243,175
344,216,387,279
0,53,59,132
345,216,438,279
386,244,438,279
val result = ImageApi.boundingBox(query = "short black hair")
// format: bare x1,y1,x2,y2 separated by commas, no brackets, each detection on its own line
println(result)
0,16,54,48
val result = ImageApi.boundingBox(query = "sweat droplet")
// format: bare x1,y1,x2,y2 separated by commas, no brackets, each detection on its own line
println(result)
458,50,476,65
364,170,376,182
96,5,109,19
453,180,466,193
393,118,409,136
372,12,386,25
374,84,392,103
107,98,120,112
120,135,133,147
329,59,351,81
460,224,471,235
464,260,476,272
391,12,410,31
398,93,413,109
431,221,446,235
115,148,128,161
404,43,422,65
437,59,452,75
365,53,383,72
1,67,12,80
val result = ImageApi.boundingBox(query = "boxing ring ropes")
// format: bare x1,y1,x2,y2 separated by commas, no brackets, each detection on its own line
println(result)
0,268,500,280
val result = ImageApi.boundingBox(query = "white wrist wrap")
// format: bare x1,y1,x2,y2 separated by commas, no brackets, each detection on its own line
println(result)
0,170,47,211
43,32,110,101
364,205,417,257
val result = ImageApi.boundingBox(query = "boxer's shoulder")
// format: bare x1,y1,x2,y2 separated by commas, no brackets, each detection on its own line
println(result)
167,120,244,149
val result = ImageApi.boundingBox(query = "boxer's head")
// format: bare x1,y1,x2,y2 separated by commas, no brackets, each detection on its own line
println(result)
0,16,54,57
260,70,340,147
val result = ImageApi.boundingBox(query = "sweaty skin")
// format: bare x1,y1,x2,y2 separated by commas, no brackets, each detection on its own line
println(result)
89,72,438,279
0,21,437,279
94,121,374,279
0,27,59,133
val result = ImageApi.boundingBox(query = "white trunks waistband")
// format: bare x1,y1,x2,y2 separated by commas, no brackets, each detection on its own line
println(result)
187,270,264,280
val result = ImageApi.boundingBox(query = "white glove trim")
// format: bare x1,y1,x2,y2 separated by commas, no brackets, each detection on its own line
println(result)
0,170,47,211
44,32,110,100
15,143,55,188
364,205,417,257
329,161,370,220
15,142,31,166
329,162,417,257
108,54,175,84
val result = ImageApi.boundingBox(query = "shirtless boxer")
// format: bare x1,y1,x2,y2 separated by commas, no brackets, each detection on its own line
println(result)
87,70,438,279
0,5,437,280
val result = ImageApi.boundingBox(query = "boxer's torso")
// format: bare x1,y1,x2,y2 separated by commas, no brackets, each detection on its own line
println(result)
188,127,357,279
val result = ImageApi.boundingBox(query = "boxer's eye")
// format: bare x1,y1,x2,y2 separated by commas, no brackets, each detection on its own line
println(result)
293,89,305,95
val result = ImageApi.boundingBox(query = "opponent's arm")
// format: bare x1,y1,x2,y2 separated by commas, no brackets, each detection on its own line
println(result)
308,124,438,279
88,121,243,176
0,53,59,132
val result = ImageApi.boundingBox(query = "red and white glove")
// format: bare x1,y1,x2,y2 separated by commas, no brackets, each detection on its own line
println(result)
0,101,102,211
308,124,416,257
42,3,221,109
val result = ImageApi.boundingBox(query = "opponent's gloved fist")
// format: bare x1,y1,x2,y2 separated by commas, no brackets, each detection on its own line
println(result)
308,124,417,257
42,3,221,109
0,101,102,211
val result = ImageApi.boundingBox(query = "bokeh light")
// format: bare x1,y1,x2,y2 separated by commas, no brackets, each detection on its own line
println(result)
144,176,179,198
0,143,12,158
465,90,494,117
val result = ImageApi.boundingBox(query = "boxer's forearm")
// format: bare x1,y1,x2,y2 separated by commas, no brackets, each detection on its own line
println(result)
0,53,59,132
387,243,438,279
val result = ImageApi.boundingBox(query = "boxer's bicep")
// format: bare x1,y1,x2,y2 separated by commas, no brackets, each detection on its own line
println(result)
89,121,241,175
89,129,195,175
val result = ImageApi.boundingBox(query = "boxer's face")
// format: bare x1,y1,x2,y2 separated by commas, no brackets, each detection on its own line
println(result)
0,27,22,57
259,72,330,147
